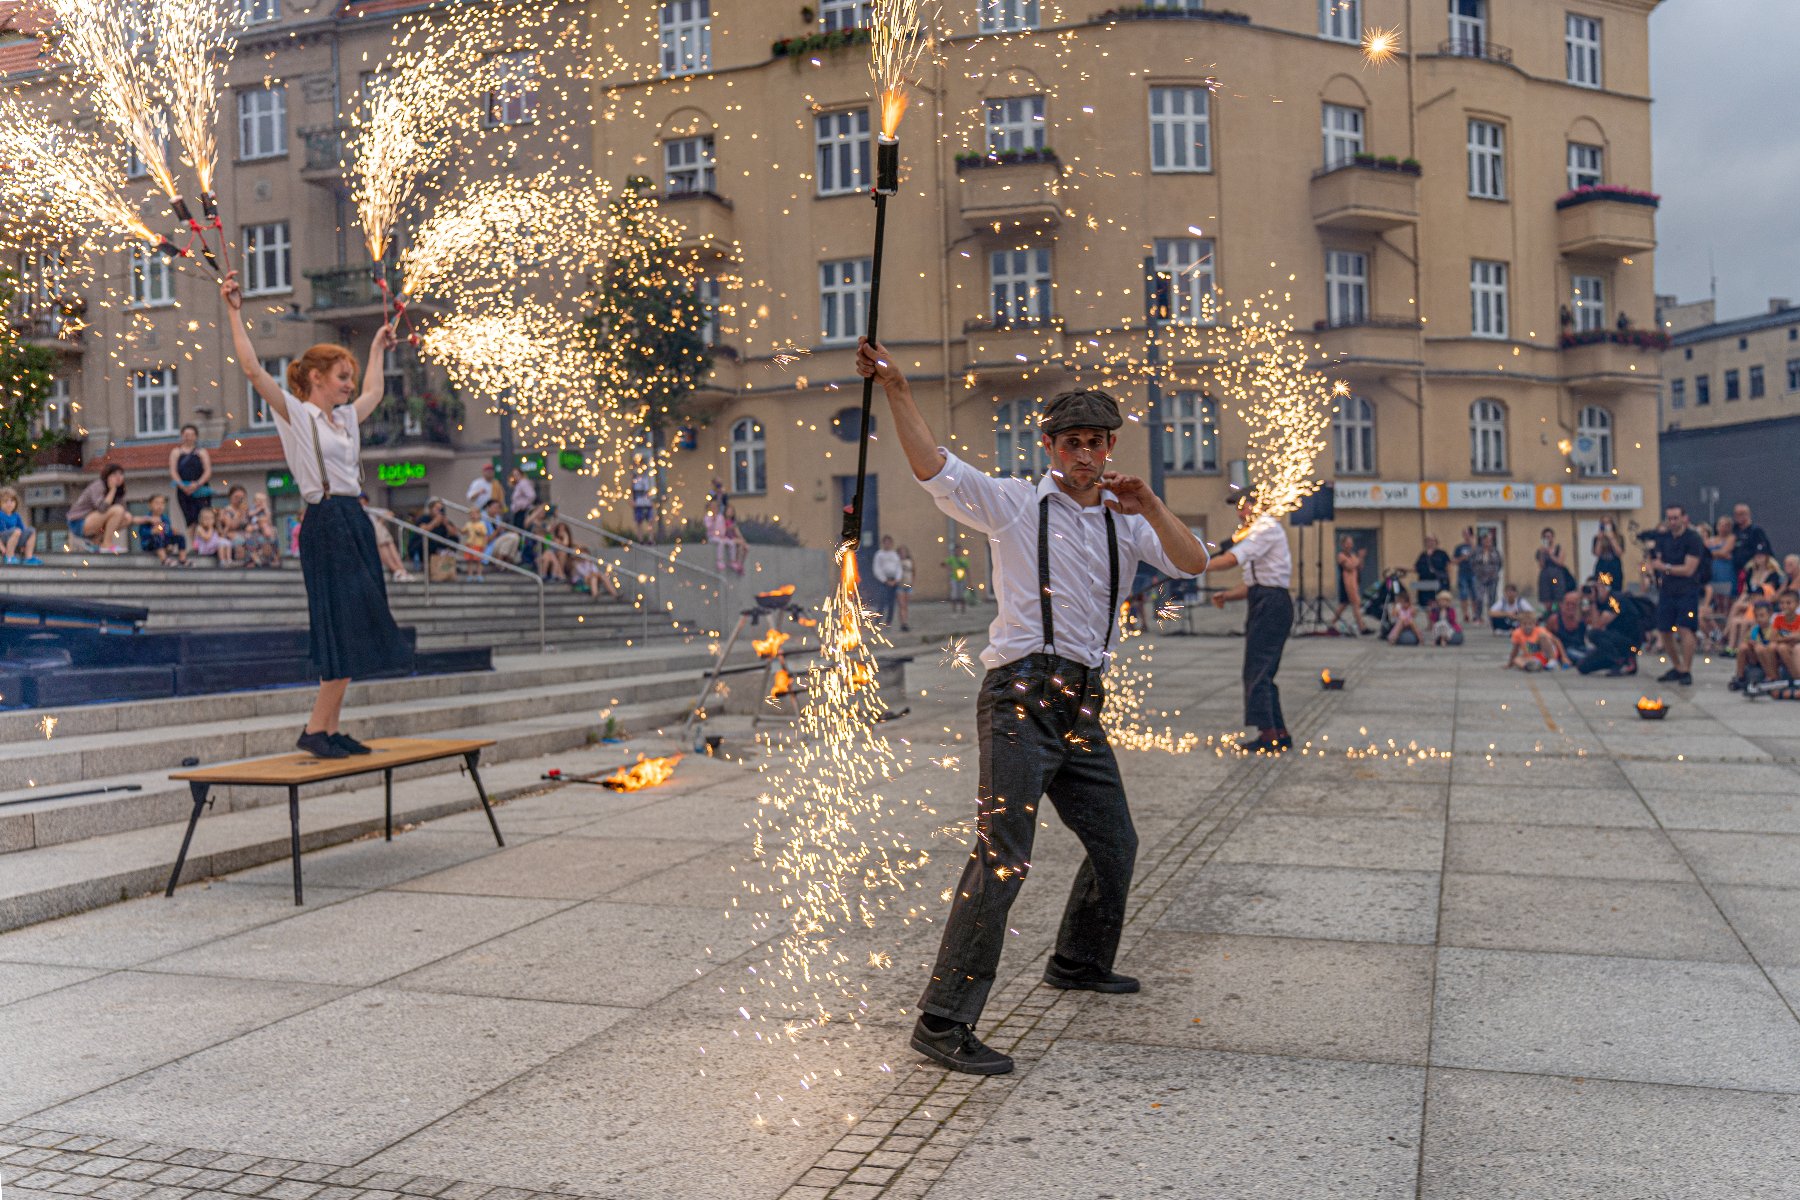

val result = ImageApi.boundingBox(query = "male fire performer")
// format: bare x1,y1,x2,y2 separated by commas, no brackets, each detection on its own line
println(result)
856,338,1210,1075
1206,486,1293,753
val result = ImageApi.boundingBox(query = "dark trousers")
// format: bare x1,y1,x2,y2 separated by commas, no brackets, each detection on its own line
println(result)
1244,585,1292,729
176,489,209,532
1578,626,1636,674
919,654,1137,1025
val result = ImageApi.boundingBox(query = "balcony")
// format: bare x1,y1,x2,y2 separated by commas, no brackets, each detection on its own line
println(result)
1310,161,1420,232
1560,328,1666,395
661,190,738,260
11,310,86,356
1556,188,1658,259
1435,36,1514,63
305,264,440,320
31,435,84,474
1311,316,1423,380
962,317,1067,373
299,125,351,183
956,151,1062,233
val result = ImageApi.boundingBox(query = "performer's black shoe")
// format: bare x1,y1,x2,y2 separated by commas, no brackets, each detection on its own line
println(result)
330,732,373,755
1043,955,1140,994
296,730,349,759
1236,734,1287,755
910,1017,1014,1075
1274,732,1294,750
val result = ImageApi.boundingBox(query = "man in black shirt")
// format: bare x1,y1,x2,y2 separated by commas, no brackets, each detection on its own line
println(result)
1649,503,1707,685
1413,535,1451,605
1729,503,1774,593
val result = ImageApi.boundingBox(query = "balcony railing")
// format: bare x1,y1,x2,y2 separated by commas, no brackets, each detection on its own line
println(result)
306,263,403,313
964,314,1059,334
1090,4,1249,24
299,125,352,175
9,309,85,349
1437,36,1513,63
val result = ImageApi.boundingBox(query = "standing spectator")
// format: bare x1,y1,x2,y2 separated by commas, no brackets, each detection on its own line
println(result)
459,507,489,572
1544,591,1589,664
1414,535,1451,606
872,535,903,626
0,486,39,564
507,469,537,567
138,494,189,565
721,501,748,575
1535,527,1573,608
1647,503,1707,685
1427,594,1463,646
1488,583,1534,632
466,462,497,516
1505,608,1567,671
1702,517,1737,645
1591,521,1624,590
1330,535,1370,636
1729,503,1774,591
631,462,656,540
68,464,146,552
189,506,235,564
1577,574,1642,676
945,542,971,612
897,544,916,632
1470,530,1503,623
167,424,213,533
1454,527,1478,625
1385,589,1421,645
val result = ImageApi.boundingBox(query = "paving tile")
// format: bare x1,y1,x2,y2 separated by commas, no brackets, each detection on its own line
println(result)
1617,760,1800,794
1445,824,1691,882
1444,786,1654,828
1212,814,1444,872
563,789,762,842
1671,831,1800,888
1420,1067,1800,1198
1642,791,1800,835
392,836,712,901
1452,754,1626,789
223,833,521,894
1431,947,1800,1092
1713,886,1800,967
1252,780,1447,820
1158,863,1441,945
1439,873,1748,963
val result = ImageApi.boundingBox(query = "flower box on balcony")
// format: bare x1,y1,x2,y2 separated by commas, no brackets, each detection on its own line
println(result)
1350,153,1422,176
956,147,1060,172
771,27,871,57
1558,328,1670,352
1090,6,1249,24
1555,185,1660,211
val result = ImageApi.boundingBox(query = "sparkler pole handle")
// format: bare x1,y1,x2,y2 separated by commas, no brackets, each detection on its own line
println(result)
841,188,890,549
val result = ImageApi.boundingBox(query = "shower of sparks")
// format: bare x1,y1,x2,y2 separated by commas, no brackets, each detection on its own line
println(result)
939,636,977,676
1101,623,1198,754
1362,25,1403,67
869,0,935,138
148,0,239,195
344,38,468,264
740,548,932,1036
767,345,813,371
0,96,164,250
44,0,181,201
39,715,58,739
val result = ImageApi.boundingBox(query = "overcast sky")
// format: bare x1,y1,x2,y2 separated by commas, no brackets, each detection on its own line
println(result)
1650,0,1800,318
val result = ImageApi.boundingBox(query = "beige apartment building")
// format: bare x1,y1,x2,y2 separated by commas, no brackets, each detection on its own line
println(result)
10,0,1663,601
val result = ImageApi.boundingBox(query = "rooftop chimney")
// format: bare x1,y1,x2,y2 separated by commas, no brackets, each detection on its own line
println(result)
1771,298,1793,314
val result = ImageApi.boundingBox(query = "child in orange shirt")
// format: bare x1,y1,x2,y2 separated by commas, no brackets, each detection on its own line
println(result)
1506,608,1567,671
1772,590,1800,680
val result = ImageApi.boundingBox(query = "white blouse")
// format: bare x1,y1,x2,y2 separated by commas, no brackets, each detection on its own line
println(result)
271,390,363,503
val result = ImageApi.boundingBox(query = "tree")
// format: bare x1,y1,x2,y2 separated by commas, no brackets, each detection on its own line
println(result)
0,271,61,488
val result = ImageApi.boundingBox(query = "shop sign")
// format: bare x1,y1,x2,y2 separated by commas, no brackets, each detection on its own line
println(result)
1335,480,1643,511
266,470,298,496
1556,484,1643,510
1333,481,1419,509
377,461,428,486
1447,481,1536,509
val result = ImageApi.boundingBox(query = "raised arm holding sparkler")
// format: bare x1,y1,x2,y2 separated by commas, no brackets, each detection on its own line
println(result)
856,337,1204,1075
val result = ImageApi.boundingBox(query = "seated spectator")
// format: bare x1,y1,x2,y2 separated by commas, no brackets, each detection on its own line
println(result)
1732,600,1779,691
189,506,235,564
1506,608,1568,671
483,499,521,564
0,486,40,565
249,492,280,565
539,521,573,582
1724,550,1785,649
1774,589,1800,682
1544,592,1590,664
1577,575,1642,676
1386,590,1421,645
359,495,413,582
221,485,275,568
138,494,189,566
1488,583,1535,632
67,464,145,553
1426,595,1463,646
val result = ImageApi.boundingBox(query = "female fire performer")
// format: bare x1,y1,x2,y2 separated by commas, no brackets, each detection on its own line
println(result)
220,270,411,759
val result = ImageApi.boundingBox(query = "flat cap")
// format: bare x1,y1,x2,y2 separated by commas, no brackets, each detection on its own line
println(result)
1038,389,1123,436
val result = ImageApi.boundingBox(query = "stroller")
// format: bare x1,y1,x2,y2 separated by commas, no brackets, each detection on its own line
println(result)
1366,567,1410,638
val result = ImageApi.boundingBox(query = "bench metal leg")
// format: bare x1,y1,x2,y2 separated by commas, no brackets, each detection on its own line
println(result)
465,751,504,847
384,768,394,841
288,784,303,906
164,782,211,897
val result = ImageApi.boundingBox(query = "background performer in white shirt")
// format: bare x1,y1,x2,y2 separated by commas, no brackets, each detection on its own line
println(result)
856,338,1210,1075
221,271,413,760
1205,487,1294,754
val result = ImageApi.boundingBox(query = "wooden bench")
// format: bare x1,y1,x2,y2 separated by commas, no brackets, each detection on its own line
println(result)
165,737,503,906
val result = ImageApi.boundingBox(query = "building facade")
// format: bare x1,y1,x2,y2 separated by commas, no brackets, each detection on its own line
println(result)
8,0,1662,602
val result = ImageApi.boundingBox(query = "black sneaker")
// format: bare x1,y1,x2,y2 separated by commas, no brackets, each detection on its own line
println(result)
1677,672,1693,686
296,730,349,759
1656,668,1682,683
910,1018,1013,1075
330,732,373,755
1043,956,1141,994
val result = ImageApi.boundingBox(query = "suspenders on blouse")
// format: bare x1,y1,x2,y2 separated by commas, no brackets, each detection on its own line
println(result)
1037,494,1120,666
307,406,364,501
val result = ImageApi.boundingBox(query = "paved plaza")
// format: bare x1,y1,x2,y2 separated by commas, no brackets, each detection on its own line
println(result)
2,632,1799,1198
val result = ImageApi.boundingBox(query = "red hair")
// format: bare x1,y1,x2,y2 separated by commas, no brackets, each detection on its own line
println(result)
287,344,359,399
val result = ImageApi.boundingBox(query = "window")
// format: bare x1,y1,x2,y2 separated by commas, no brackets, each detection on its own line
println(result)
1154,238,1215,324
819,258,872,344
1148,86,1210,173
729,418,766,494
815,108,871,196
1321,103,1364,168
40,377,72,435
242,222,292,296
1749,364,1765,399
1695,374,1710,406
1668,378,1684,409
1319,0,1359,42
1788,360,1800,391
995,399,1049,477
1724,368,1740,401
696,276,721,346
129,244,175,308
984,96,1046,154
1470,399,1507,473
248,356,289,428
1325,250,1368,328
1570,275,1605,333
1576,405,1613,476
659,0,710,75
1567,142,1604,191
1447,0,1487,54
990,248,1052,325
1161,392,1219,474
237,84,287,160
1737,337,1748,351
978,0,1039,34
1332,393,1375,475
485,52,538,125
665,135,716,195
125,132,168,180
819,0,871,29
1566,14,1602,88
133,368,178,437
1470,260,1508,339
1467,119,1505,199
239,0,279,23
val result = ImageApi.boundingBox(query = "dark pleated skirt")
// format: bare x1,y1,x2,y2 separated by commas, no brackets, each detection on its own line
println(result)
299,496,413,681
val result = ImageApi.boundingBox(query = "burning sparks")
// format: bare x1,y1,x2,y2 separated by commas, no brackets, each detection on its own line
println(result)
939,636,977,677
869,0,935,138
46,0,179,201
600,753,683,792
1361,25,1403,67
753,629,792,658
0,99,163,252
149,0,239,196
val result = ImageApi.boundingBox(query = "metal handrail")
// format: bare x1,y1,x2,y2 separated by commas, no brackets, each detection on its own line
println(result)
371,509,546,653
547,506,730,636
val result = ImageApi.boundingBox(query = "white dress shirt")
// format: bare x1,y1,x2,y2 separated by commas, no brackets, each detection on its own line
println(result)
1230,514,1292,588
466,475,495,512
271,390,362,504
920,449,1205,670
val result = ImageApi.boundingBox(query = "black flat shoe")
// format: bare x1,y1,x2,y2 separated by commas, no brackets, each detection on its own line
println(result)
910,1019,1013,1075
1236,735,1286,755
296,730,349,759
1043,957,1140,994
330,732,373,755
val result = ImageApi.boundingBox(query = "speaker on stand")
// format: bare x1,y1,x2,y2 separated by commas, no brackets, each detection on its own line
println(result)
1291,483,1337,635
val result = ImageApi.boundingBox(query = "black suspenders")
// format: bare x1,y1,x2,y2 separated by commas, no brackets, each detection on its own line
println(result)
1037,495,1120,665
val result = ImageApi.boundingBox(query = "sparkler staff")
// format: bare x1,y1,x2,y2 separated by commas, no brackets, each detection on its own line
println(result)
856,339,1209,1075
220,271,412,760
1204,485,1294,755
